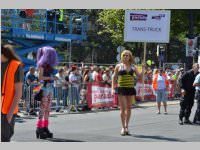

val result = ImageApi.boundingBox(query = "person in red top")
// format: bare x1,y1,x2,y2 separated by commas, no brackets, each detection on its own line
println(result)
95,67,103,84
24,9,34,30
25,9,34,17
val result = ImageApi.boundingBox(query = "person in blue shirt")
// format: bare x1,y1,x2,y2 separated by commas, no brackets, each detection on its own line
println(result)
24,66,38,115
25,66,38,85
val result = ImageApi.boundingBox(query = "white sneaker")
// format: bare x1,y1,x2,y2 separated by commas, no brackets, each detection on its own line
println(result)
156,111,161,114
120,128,125,136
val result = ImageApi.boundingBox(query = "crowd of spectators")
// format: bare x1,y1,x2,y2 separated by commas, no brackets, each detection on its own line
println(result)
21,63,185,115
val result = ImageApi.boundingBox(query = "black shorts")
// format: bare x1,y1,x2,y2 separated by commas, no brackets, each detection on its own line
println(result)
115,87,136,96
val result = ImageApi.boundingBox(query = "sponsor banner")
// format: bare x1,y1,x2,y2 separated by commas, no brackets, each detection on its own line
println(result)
86,81,176,107
124,10,171,43
186,38,197,57
86,83,118,108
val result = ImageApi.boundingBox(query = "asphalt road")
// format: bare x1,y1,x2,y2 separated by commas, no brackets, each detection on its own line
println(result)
12,101,200,142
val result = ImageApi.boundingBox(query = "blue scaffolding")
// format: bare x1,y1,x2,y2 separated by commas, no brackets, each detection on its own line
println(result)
1,9,88,71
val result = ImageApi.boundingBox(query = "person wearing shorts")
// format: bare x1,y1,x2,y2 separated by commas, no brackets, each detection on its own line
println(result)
35,46,58,139
153,68,169,114
112,50,143,136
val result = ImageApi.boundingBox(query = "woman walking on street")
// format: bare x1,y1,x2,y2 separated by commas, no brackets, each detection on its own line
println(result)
35,46,58,139
112,50,143,136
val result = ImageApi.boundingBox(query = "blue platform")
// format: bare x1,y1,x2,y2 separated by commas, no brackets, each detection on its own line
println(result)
1,9,88,72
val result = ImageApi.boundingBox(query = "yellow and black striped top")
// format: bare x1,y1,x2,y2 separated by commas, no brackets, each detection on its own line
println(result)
117,64,135,88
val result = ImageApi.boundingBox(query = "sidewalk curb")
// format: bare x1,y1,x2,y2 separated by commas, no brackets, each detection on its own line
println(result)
17,100,180,118
135,99,180,107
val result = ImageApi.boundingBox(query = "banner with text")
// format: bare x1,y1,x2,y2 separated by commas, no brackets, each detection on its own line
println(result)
124,10,171,43
86,83,118,108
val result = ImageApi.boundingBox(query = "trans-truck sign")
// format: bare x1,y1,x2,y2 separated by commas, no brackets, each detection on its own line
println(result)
124,10,171,43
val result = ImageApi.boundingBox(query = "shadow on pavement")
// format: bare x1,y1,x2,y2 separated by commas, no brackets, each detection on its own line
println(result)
133,105,149,109
164,113,179,116
45,138,84,142
15,117,27,123
131,134,185,142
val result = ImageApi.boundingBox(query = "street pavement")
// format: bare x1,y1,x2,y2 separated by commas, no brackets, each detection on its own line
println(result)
13,99,200,142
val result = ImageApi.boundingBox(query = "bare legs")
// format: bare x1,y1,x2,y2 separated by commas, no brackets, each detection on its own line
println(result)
118,95,134,135
157,101,167,114
157,102,161,114
163,101,167,113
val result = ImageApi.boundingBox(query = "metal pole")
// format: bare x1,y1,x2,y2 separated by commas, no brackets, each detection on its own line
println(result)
69,15,72,34
92,49,94,64
186,10,194,70
69,40,72,68
188,10,194,37
142,42,147,101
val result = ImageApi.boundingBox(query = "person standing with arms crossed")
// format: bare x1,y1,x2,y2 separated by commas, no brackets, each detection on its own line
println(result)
179,63,199,125
1,44,24,142
112,50,143,136
35,46,58,139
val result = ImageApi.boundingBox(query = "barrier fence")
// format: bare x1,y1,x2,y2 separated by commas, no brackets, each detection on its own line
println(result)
20,83,89,113
135,80,176,101
19,80,177,113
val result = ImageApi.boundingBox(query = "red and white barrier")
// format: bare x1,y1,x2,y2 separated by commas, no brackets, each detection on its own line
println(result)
86,83,118,108
86,80,176,108
135,81,155,101
135,80,175,101
167,80,175,99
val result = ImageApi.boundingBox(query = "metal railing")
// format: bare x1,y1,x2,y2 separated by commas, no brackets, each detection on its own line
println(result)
1,9,88,40
19,82,91,114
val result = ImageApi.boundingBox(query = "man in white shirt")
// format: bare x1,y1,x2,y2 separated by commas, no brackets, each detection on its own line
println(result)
54,68,68,112
68,66,81,112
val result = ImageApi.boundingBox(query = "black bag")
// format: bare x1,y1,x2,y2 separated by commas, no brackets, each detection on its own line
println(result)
34,89,43,101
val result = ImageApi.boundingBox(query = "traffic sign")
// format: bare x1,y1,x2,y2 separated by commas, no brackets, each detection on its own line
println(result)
117,46,125,53
134,57,140,64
